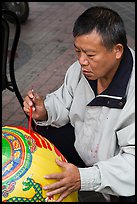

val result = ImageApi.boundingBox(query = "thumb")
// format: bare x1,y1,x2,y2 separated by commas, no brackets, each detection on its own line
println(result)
32,92,43,106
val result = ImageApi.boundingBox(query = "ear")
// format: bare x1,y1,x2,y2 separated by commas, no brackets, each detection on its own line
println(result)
114,44,124,59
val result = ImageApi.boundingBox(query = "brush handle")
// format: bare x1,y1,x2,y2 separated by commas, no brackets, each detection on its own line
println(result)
28,105,32,133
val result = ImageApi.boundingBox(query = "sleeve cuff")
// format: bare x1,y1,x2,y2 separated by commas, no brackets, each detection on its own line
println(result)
78,166,101,191
33,119,50,126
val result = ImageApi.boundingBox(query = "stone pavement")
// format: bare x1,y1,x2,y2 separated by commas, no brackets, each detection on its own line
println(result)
2,2,135,128
2,2,135,202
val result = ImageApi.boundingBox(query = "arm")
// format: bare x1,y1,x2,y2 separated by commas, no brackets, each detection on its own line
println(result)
43,106,135,202
35,61,82,127
43,75,135,200
79,85,135,197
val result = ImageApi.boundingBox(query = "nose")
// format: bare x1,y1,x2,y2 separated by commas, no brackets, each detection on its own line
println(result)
78,53,89,66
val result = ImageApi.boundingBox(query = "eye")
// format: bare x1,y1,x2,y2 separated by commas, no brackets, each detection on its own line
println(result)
75,49,80,53
75,49,81,56
87,54,95,58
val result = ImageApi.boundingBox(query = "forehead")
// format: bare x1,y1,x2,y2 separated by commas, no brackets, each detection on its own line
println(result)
74,31,104,50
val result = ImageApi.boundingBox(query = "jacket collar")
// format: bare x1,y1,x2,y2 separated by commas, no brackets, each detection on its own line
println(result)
87,46,133,109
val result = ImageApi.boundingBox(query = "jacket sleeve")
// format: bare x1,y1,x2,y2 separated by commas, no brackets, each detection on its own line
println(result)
35,61,82,127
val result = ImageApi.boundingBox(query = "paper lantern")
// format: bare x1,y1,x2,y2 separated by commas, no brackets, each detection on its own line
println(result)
2,126,78,202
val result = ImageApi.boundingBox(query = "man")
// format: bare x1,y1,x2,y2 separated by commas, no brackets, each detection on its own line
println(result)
23,6,135,202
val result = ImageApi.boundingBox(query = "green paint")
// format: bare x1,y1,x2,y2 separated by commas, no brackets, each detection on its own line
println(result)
2,138,11,165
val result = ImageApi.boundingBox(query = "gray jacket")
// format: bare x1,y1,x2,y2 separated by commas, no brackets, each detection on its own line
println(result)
36,47,135,198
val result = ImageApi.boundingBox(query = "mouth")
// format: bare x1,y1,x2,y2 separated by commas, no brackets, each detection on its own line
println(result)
83,70,94,77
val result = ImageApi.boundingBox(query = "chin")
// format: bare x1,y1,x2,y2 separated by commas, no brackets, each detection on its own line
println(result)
86,76,97,80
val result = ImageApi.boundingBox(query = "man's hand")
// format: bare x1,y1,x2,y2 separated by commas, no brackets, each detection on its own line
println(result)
23,89,47,121
43,158,81,202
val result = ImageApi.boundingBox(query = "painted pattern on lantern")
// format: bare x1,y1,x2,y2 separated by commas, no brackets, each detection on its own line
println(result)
2,126,78,202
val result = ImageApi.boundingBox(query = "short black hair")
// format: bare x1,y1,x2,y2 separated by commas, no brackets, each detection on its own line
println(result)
73,6,127,50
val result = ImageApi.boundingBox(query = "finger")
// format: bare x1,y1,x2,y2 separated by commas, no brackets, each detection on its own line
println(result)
23,97,35,113
23,100,31,109
28,89,34,99
31,92,43,106
26,90,41,108
46,186,67,197
24,95,34,106
23,101,31,114
23,106,29,115
44,172,64,180
44,178,64,191
55,158,68,168
56,191,70,202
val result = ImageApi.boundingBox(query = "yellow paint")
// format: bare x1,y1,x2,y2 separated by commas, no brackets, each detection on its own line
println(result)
2,126,78,202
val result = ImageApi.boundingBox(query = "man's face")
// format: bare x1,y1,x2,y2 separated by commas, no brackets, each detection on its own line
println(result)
74,31,122,81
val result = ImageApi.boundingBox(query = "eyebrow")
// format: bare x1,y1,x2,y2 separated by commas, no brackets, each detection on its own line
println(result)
74,43,96,53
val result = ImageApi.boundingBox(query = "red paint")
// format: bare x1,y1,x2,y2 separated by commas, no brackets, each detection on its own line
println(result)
28,106,32,134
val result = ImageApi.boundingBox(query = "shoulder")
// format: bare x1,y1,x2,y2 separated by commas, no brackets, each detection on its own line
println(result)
129,47,135,56
128,47,135,91
67,60,81,74
65,60,82,81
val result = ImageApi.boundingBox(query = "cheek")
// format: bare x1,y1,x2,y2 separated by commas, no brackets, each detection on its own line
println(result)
89,57,111,75
89,56,104,70
93,54,114,67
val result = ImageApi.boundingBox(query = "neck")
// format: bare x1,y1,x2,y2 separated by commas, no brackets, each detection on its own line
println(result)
97,79,110,94
97,60,121,94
